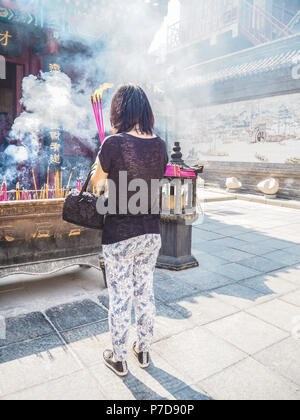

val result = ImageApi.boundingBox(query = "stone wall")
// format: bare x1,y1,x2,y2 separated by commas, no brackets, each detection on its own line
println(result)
200,161,300,200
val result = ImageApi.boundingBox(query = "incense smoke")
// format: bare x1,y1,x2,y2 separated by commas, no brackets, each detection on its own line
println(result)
12,72,98,142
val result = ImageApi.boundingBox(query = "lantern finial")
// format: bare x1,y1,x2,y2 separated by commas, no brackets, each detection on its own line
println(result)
171,142,184,165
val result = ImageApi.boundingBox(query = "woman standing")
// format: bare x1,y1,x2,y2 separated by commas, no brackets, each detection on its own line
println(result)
91,84,168,377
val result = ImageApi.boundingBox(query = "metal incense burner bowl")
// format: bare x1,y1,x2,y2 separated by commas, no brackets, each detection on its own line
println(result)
0,199,105,282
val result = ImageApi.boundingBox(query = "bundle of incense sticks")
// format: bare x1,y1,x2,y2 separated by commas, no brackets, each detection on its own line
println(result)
1,165,196,202
0,165,100,202
91,83,114,145
0,180,7,202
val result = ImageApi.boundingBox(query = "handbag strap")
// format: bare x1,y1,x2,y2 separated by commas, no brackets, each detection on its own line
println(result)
79,170,93,197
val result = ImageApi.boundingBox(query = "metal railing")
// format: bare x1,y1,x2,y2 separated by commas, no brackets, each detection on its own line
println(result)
240,0,295,45
167,0,296,51
287,10,300,30
272,3,297,25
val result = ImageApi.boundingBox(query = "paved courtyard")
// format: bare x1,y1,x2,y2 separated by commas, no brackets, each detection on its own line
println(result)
0,199,300,400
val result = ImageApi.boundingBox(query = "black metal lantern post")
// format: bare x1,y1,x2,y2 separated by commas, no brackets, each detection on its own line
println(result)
157,142,204,271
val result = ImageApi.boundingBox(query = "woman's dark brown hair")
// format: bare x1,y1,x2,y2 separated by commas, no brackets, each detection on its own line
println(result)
110,84,155,135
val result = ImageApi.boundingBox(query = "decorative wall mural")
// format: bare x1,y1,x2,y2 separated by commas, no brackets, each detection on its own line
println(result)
179,93,300,164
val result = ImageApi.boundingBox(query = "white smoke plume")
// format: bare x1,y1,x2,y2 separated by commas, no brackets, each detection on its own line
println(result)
12,71,97,142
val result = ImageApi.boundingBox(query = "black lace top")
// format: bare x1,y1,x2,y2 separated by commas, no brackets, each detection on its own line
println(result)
98,133,168,245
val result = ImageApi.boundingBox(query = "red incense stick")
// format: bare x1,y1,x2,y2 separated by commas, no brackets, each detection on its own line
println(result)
99,99,105,143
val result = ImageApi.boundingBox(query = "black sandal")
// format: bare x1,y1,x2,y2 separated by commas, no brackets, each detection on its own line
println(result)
133,342,150,368
103,350,128,377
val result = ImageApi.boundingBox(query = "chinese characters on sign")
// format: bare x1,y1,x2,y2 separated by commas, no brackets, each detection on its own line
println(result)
0,30,12,47
0,23,21,57
45,129,63,167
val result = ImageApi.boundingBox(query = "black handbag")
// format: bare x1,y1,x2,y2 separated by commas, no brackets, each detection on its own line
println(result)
62,171,107,230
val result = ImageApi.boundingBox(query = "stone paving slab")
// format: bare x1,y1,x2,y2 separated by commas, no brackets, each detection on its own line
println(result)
168,293,239,327
200,357,300,401
240,274,299,296
237,256,288,274
208,248,255,263
257,238,296,250
152,327,247,383
261,265,300,286
280,290,300,307
234,242,281,256
246,299,300,333
234,232,272,243
0,334,66,367
61,321,110,367
5,370,105,401
205,312,289,354
0,312,55,348
153,276,200,304
190,250,228,270
254,338,300,387
0,340,82,397
209,237,249,250
45,300,108,332
180,270,237,293
153,304,197,342
211,283,275,310
192,229,225,242
210,263,261,282
286,245,300,257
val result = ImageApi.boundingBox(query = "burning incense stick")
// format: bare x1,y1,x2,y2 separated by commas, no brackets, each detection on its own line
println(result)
91,83,114,145
99,100,105,142
54,168,60,198
60,168,64,198
32,170,38,199
91,97,102,136
16,183,20,201
65,169,74,198
0,180,4,196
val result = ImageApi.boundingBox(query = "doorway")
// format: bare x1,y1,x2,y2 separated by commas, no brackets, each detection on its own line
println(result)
0,62,16,127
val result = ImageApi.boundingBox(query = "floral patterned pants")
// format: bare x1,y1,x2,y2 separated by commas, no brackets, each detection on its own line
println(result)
103,234,162,362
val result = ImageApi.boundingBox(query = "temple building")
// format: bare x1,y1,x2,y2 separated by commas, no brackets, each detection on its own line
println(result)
164,0,300,199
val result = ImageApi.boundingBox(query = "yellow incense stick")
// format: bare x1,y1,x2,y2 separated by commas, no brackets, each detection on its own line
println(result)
60,168,64,198
16,183,20,201
32,170,38,199
54,168,58,198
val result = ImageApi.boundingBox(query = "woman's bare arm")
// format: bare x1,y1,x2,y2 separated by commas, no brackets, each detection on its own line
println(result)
90,159,108,189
